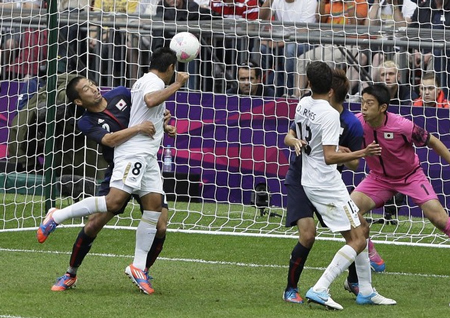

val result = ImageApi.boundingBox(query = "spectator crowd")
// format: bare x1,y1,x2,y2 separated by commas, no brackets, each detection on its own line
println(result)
1,0,450,107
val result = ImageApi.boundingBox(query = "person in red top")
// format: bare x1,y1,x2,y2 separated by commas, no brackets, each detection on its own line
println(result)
210,0,259,19
413,72,450,108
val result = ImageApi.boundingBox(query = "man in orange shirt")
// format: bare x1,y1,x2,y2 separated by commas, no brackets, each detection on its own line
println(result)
295,0,368,97
413,72,450,108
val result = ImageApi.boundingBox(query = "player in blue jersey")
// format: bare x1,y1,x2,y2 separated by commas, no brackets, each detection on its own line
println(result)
38,48,188,295
38,76,174,292
283,68,395,309
283,68,363,303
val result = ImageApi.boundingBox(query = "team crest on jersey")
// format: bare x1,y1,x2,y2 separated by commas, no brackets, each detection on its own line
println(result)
384,132,394,139
115,99,127,111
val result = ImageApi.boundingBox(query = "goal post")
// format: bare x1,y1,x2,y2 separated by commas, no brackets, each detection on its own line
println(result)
0,2,449,248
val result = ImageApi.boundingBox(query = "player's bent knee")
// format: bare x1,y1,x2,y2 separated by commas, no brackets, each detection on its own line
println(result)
84,212,115,236
106,197,126,213
84,221,106,237
299,232,316,248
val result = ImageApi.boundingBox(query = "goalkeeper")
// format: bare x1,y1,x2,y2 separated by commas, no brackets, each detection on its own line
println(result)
348,83,450,283
37,76,174,293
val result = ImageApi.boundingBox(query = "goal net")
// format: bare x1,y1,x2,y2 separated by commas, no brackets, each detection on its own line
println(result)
1,1,449,248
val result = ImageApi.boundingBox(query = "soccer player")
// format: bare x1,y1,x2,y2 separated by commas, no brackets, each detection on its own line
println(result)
283,68,363,303
348,83,450,279
295,61,395,310
41,76,173,292
38,47,189,295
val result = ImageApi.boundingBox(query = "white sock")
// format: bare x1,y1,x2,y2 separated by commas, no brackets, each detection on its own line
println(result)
52,196,107,224
355,240,373,295
313,245,357,292
133,211,160,271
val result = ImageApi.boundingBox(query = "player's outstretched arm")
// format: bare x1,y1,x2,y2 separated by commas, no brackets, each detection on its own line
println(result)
338,145,360,171
323,141,381,165
101,121,156,147
428,135,450,165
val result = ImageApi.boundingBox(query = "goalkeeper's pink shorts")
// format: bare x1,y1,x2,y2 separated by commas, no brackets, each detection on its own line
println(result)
354,168,438,208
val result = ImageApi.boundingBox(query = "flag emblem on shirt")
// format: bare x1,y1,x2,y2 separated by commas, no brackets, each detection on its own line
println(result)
116,99,127,111
384,132,394,139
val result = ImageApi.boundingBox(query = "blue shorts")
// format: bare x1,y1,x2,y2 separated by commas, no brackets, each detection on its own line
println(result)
284,167,325,227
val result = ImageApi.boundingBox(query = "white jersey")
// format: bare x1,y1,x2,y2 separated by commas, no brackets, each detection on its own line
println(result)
294,96,343,189
115,72,165,157
271,0,317,23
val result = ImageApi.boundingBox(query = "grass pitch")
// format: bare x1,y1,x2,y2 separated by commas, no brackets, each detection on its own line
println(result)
0,227,449,318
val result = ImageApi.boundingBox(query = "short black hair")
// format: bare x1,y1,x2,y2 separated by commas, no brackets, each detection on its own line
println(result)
237,60,261,79
149,47,178,72
66,76,85,104
65,76,87,118
306,61,332,94
362,83,391,107
331,68,349,104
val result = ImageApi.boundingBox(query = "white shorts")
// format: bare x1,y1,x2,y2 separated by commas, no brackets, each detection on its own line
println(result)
304,184,360,233
110,154,164,198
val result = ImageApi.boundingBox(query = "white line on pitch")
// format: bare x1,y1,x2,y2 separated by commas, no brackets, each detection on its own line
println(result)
0,247,448,279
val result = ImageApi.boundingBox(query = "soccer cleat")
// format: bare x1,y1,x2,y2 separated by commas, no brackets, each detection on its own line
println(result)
343,279,359,296
36,208,59,243
370,259,386,272
305,287,343,310
51,273,77,291
283,287,304,304
125,264,154,294
144,268,153,281
356,289,397,305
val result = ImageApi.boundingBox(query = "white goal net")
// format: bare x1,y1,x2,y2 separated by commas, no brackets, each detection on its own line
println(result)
1,0,449,247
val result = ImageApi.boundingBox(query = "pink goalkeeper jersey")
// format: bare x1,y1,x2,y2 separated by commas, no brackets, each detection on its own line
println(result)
357,112,430,179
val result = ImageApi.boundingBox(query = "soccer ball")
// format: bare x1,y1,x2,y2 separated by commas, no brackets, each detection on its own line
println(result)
169,32,200,63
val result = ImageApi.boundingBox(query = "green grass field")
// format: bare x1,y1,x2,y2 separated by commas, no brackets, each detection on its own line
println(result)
1,226,449,318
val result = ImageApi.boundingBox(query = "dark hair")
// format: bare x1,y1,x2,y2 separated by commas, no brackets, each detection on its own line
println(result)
65,76,88,118
149,47,178,72
421,71,439,86
362,84,391,107
66,76,85,104
331,68,349,104
306,61,332,94
238,60,261,79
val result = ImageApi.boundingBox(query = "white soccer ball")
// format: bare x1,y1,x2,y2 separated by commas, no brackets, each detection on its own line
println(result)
169,32,200,63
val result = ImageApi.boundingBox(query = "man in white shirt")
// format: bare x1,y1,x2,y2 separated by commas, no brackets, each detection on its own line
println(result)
259,0,317,97
296,61,396,310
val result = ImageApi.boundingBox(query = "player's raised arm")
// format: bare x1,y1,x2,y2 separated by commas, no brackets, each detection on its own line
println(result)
144,72,189,108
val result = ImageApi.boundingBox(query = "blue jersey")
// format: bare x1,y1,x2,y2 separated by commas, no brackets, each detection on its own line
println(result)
285,107,363,185
77,86,132,164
